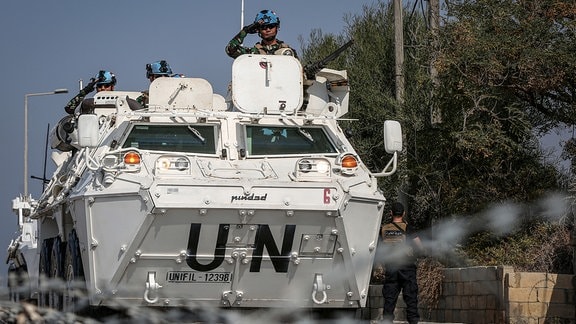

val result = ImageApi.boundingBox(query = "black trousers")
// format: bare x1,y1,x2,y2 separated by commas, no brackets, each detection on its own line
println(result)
382,265,419,323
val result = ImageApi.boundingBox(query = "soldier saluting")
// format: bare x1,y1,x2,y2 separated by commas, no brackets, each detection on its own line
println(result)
225,9,298,59
380,202,425,324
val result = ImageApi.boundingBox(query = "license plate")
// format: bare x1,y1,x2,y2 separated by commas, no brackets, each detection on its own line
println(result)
166,271,231,283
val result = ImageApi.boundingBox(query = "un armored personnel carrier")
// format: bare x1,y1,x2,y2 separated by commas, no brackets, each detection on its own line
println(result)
7,53,402,313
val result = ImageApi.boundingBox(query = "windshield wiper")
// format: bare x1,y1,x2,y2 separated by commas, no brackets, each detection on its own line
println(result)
187,126,206,143
297,128,315,143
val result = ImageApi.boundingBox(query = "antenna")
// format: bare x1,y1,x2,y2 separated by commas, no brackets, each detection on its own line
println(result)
241,0,245,29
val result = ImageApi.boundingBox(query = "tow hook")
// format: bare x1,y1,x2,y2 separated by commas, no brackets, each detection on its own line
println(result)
144,272,162,304
312,273,328,304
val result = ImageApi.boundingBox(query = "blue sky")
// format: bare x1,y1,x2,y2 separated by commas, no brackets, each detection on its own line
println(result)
0,1,382,276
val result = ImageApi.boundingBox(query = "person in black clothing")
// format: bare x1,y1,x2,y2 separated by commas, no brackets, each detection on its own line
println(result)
380,202,424,324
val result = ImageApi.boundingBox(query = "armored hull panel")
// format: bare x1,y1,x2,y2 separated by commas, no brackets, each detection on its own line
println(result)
7,55,402,312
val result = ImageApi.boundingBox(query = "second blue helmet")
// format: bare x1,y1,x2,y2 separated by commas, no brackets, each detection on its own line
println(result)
95,70,117,86
146,60,173,78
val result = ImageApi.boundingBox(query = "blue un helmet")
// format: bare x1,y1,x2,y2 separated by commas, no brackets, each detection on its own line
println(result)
146,60,173,78
254,10,280,27
95,70,117,86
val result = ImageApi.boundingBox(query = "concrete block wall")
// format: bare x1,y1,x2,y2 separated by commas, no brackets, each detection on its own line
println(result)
506,272,575,323
364,266,575,323
425,266,507,324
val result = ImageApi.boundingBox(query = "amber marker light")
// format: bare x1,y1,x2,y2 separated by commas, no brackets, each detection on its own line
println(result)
124,151,141,165
341,155,358,168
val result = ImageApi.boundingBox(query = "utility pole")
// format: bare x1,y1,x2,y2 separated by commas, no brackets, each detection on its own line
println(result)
429,0,442,125
394,0,405,106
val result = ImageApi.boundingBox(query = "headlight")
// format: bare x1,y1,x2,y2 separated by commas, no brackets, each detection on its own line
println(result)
293,158,331,181
155,155,191,175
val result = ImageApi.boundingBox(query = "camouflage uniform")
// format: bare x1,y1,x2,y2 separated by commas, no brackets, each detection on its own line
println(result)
225,29,298,59
63,81,96,114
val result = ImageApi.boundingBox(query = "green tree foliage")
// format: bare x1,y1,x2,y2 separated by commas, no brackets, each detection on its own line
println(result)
441,0,576,133
299,0,564,228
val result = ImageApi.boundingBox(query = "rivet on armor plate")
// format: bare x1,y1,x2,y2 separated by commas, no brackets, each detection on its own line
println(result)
120,245,127,252
164,299,170,305
337,248,344,253
331,229,338,235
199,209,207,215
286,210,294,217
175,258,182,264
155,193,160,198
347,291,353,298
303,235,310,241
180,250,187,257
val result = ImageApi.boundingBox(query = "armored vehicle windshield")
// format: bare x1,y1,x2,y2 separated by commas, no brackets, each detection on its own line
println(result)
122,124,217,154
245,125,337,156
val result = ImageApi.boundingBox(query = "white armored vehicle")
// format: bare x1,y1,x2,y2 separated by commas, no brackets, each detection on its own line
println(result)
7,53,402,313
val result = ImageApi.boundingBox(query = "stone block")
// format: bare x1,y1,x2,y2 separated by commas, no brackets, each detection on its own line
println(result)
443,268,461,282
461,295,470,309
515,272,549,289
470,266,498,281
486,294,497,309
508,287,538,302
477,295,487,309
509,316,539,324
456,282,465,295
509,301,548,317
469,295,477,309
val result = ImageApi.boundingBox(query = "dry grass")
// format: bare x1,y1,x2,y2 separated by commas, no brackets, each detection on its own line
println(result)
416,258,444,315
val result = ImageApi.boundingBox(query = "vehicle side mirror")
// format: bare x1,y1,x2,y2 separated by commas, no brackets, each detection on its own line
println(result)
383,120,402,153
77,114,99,148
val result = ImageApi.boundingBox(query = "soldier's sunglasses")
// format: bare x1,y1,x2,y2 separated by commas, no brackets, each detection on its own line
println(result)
259,24,278,30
